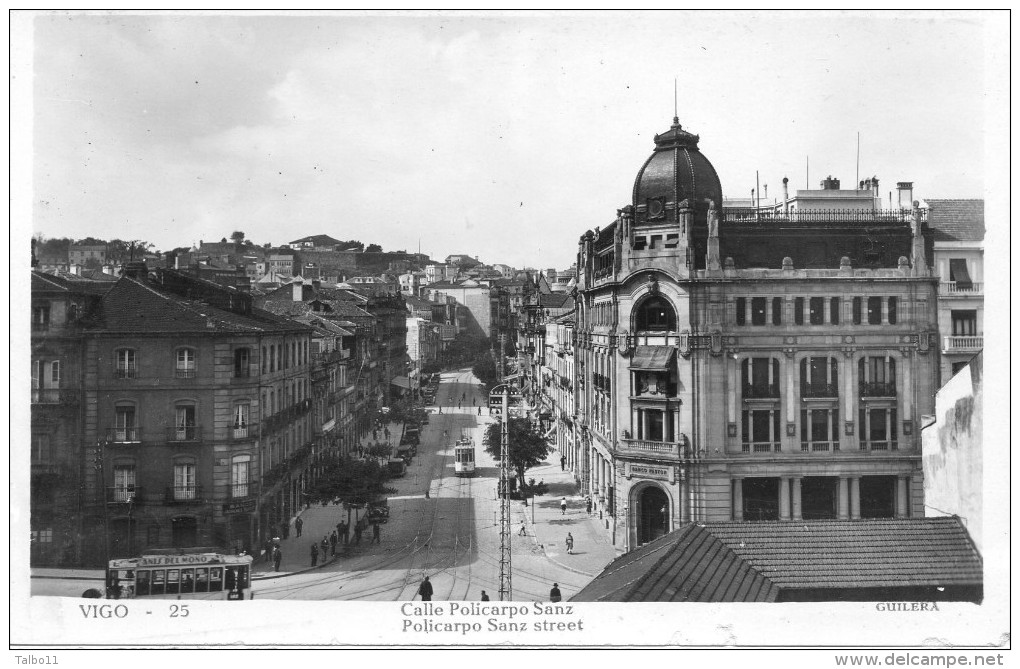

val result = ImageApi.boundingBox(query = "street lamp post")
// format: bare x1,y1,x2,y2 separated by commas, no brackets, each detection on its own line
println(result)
623,504,629,553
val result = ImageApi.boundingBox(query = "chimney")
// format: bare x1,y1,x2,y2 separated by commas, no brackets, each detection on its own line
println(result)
292,276,304,302
870,176,880,198
782,177,790,215
897,182,914,210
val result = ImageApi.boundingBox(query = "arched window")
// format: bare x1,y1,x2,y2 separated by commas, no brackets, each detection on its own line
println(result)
635,296,677,332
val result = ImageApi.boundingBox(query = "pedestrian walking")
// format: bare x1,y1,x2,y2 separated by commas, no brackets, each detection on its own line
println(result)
310,542,319,567
272,546,282,572
295,516,303,538
418,576,433,601
560,455,566,471
560,497,567,515
321,536,329,559
518,522,527,536
330,530,338,556
480,591,489,601
565,532,574,554
477,406,481,415
585,497,592,516
264,539,273,563
549,583,562,603
372,523,381,544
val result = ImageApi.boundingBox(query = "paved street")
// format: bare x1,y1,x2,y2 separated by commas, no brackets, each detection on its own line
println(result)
31,368,619,602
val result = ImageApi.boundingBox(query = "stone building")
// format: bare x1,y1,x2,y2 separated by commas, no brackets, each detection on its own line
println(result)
573,116,938,550
70,265,314,564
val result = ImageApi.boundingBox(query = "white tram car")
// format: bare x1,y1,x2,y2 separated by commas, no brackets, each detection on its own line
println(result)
453,437,476,477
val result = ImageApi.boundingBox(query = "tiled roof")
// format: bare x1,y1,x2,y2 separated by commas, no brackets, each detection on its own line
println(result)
572,518,982,602
32,270,116,295
92,276,310,334
925,199,985,242
539,293,573,309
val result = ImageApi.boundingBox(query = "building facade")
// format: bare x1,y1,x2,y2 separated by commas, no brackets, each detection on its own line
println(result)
572,117,938,551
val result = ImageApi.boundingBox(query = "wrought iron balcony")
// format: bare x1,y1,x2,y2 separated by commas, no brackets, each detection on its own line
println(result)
165,485,202,503
175,368,197,379
106,427,142,444
31,388,80,404
231,424,250,440
859,382,897,398
800,383,839,399
114,367,138,379
106,486,144,504
943,336,983,352
743,383,780,399
230,483,252,499
166,426,202,442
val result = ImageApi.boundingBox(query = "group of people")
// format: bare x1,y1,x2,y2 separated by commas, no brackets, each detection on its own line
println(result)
306,517,382,567
415,578,560,605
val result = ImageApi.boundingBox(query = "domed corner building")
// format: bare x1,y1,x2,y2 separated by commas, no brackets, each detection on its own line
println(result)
573,116,938,551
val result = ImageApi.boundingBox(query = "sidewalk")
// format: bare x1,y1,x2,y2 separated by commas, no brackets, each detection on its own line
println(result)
252,419,405,579
515,445,621,578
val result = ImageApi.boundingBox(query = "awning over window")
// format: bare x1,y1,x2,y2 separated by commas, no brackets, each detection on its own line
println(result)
629,345,677,370
949,259,973,289
390,376,411,389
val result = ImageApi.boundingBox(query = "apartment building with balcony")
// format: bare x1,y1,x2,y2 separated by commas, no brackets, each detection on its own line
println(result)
30,272,113,565
923,199,984,383
574,117,938,551
72,264,314,565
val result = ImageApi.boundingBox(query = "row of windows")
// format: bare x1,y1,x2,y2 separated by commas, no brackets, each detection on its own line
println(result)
740,357,895,398
741,406,899,451
735,296,900,326
110,343,308,380
108,455,252,500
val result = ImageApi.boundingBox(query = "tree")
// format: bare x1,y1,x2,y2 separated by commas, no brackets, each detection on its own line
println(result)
365,243,382,253
472,353,498,389
483,416,550,489
306,456,395,507
230,230,245,243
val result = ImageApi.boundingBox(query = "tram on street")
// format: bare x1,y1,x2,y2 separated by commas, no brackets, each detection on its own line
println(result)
454,437,476,477
105,550,253,600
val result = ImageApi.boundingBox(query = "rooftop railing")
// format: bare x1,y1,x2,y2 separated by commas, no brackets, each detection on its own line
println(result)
939,281,983,296
723,207,919,225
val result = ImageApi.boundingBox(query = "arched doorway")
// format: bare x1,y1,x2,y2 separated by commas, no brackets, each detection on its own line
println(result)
638,486,670,545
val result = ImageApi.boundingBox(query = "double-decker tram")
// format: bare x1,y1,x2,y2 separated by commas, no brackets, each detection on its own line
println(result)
105,549,253,600
454,437,476,477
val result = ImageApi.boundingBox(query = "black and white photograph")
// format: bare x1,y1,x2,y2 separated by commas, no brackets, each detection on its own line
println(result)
11,9,1010,660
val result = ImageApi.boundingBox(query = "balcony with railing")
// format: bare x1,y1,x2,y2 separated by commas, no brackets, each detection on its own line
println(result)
31,388,81,405
939,281,983,297
230,483,252,499
800,441,840,452
174,368,197,379
943,336,983,353
106,427,142,444
740,441,781,453
114,366,138,379
166,426,202,442
107,486,144,504
860,440,898,452
617,438,688,459
723,207,918,226
743,383,780,400
165,485,202,503
859,382,897,398
231,424,250,440
800,383,839,399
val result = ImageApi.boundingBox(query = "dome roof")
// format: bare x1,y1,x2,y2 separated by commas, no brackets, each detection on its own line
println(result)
632,117,722,225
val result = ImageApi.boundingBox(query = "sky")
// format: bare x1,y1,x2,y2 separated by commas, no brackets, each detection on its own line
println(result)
18,10,1003,270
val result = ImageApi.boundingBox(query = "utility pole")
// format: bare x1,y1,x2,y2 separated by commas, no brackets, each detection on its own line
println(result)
498,385,512,601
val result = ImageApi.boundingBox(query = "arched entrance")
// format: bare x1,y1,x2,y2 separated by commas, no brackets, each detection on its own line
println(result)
638,486,670,545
